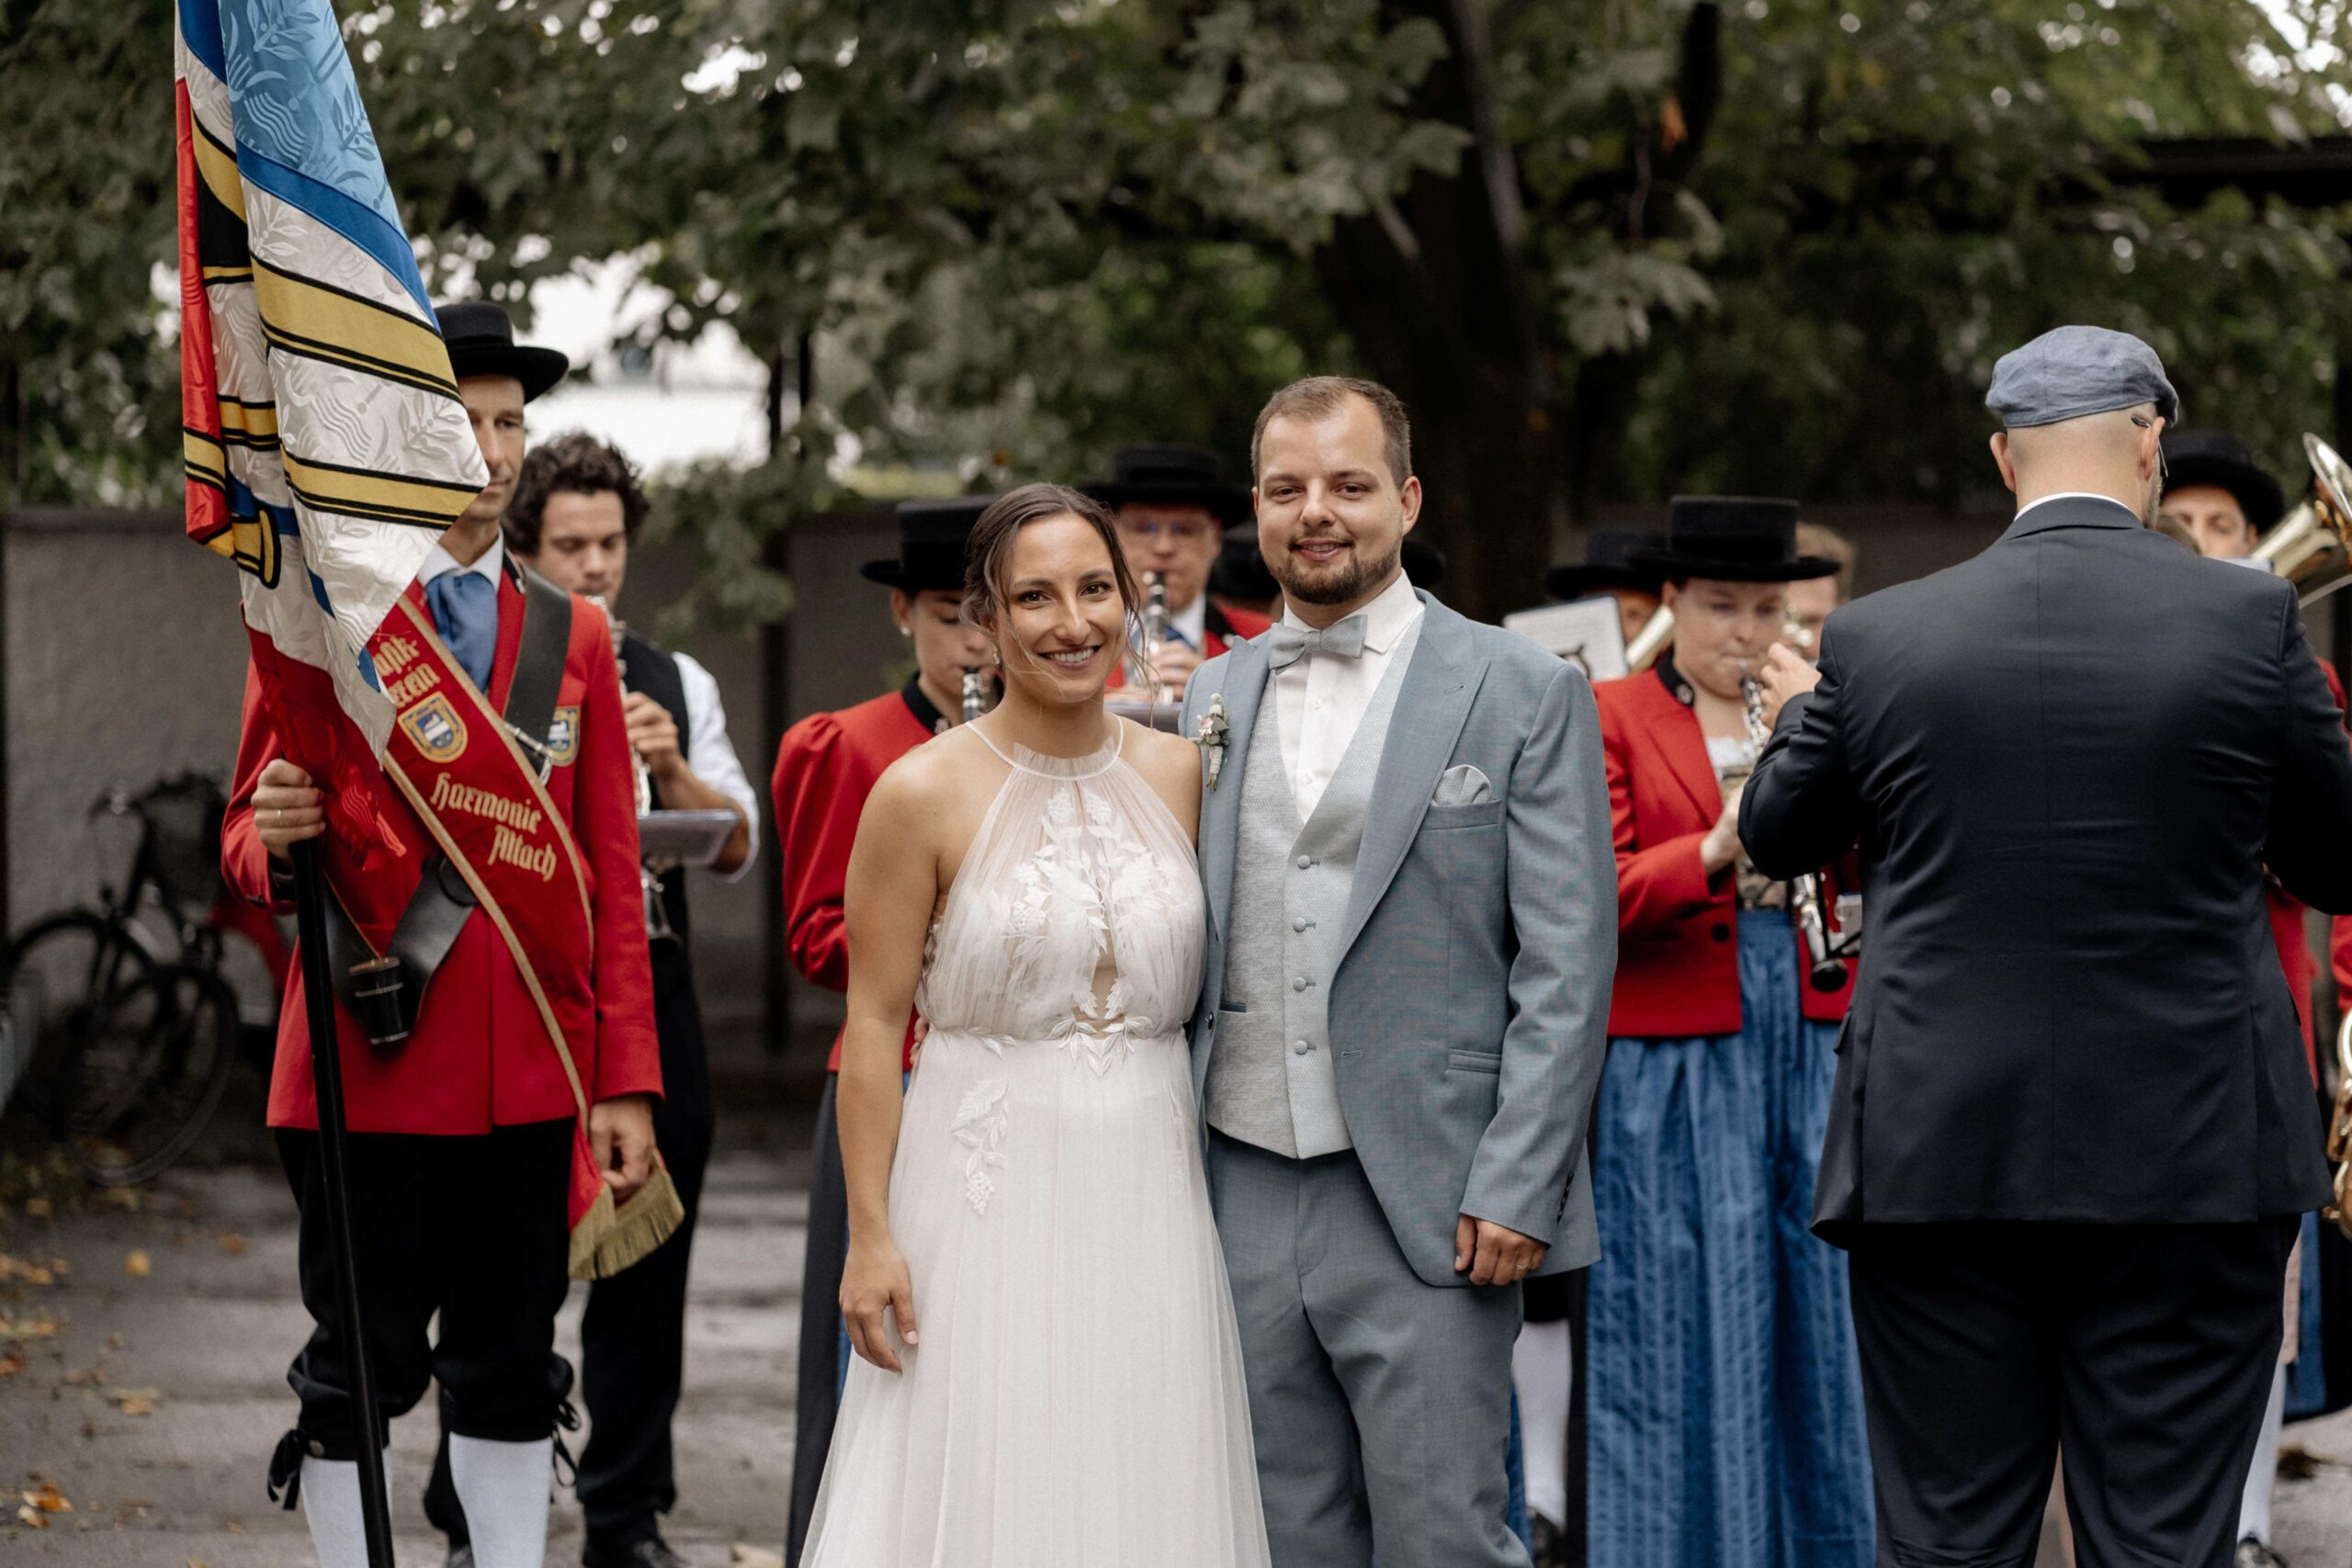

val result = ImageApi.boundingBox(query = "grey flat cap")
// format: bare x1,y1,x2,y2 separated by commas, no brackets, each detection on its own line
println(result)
1986,325,2180,430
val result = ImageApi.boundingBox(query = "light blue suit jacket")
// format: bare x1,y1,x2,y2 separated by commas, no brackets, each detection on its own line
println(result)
1183,591,1617,1284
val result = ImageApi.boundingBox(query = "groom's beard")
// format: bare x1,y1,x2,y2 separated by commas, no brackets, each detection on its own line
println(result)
1274,534,1403,607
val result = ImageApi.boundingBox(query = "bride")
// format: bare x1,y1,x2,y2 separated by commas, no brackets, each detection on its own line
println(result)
799,483,1271,1567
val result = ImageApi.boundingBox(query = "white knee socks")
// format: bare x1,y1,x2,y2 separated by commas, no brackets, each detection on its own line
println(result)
298,1453,394,1568
448,1434,555,1568
2236,1361,2289,1545
1514,1317,1575,1529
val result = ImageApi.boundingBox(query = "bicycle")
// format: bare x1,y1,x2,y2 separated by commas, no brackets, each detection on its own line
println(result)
1,774,288,1186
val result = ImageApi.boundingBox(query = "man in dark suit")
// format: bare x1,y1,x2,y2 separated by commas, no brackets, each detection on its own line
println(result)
1740,324,2352,1568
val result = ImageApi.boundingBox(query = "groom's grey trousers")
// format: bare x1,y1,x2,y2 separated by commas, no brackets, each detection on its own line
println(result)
1210,1132,1525,1568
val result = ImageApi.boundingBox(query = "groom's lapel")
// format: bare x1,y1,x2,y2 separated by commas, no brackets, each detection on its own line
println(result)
1336,596,1487,964
1201,635,1271,946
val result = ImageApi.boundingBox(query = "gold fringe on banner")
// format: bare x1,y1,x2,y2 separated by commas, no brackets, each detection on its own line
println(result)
569,1165,686,1280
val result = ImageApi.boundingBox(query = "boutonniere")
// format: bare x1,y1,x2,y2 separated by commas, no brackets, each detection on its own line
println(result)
1196,694,1230,790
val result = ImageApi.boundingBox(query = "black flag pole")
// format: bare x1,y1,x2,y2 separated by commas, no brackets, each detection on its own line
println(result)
288,838,398,1567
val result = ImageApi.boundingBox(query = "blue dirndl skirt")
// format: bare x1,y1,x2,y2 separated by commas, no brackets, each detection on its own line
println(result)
1585,909,1873,1568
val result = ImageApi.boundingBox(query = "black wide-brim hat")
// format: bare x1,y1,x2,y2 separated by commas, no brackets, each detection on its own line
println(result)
1401,534,1445,590
1211,522,1279,604
2163,429,2288,534
860,495,995,592
435,301,571,402
1631,497,1838,583
1083,443,1251,525
1546,528,1666,600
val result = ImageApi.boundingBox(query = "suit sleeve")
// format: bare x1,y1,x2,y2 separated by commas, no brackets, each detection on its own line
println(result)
2267,589,2352,916
1604,715,1720,936
1742,625,1862,880
576,610,662,1102
220,664,294,914
1458,662,1618,1245
773,713,862,995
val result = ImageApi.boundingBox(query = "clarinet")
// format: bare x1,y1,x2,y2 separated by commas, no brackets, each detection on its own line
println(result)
961,668,988,725
1142,571,1170,660
1741,670,1846,993
589,595,676,944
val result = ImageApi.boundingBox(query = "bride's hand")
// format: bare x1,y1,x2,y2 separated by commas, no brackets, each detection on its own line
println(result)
841,1237,920,1372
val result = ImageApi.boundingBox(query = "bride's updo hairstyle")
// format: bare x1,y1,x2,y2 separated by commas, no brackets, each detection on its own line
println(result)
963,481,1149,690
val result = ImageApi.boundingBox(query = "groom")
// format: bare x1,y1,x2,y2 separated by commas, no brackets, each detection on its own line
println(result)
1183,377,1616,1568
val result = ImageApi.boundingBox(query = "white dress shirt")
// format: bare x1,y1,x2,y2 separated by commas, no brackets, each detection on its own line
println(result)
671,649,760,880
2012,491,2138,523
418,532,504,587
1168,592,1208,651
1273,570,1425,819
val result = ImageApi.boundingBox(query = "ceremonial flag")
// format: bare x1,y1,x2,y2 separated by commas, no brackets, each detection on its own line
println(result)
175,0,484,863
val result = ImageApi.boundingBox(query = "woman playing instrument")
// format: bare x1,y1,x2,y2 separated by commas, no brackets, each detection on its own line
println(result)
772,495,999,1563
1582,498,1871,1568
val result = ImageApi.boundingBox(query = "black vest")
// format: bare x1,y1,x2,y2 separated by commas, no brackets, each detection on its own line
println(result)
618,630,695,977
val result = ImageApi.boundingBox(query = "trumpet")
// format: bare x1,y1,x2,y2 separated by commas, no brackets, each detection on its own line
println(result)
2249,434,2352,605
588,594,677,945
1740,667,1848,994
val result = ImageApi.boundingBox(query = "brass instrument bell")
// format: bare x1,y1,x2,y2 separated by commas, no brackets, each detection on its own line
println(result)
2250,434,2352,606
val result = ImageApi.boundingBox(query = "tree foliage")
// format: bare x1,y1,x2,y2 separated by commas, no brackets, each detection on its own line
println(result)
6,0,2347,615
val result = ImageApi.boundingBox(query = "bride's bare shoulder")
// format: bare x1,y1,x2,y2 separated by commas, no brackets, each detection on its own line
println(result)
865,728,997,823
1122,721,1204,825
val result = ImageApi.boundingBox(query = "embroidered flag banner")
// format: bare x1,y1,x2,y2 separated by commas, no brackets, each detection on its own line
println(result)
175,0,484,862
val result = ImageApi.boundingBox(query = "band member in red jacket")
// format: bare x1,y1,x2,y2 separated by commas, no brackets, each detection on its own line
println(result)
775,496,994,1566
1582,499,1871,1568
224,303,663,1568
1086,446,1270,702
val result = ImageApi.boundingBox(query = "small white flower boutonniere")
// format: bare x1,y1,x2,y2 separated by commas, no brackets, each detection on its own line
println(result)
1197,694,1230,790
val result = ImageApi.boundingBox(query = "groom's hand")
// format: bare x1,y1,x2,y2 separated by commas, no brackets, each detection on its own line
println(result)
1455,1214,1546,1287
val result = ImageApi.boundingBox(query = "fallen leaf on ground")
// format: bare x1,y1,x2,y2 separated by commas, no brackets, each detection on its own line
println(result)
122,1251,151,1279
47,1257,68,1276
23,1482,72,1513
98,1188,140,1212
188,1560,209,1568
105,1335,122,1350
2,1315,61,1337
222,1519,243,1533
17,1505,47,1529
0,1353,23,1377
108,1388,159,1416
17,1263,53,1287
730,1546,786,1568
217,1235,246,1256
25,1197,51,1218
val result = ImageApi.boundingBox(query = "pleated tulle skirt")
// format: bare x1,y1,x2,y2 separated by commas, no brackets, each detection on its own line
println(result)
799,1028,1272,1568
1585,911,1873,1568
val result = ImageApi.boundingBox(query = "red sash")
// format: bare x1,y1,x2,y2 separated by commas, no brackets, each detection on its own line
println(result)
330,592,669,1275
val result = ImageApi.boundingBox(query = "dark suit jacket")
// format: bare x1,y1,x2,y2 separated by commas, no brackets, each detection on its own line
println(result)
1741,494,2352,1235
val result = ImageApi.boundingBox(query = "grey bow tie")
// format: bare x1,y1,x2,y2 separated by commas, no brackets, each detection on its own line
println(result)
1265,615,1369,670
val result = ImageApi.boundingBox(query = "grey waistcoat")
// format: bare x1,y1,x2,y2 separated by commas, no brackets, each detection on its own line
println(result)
1206,631,1417,1158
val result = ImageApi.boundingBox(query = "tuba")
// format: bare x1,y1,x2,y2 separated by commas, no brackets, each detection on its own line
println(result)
2249,434,2352,605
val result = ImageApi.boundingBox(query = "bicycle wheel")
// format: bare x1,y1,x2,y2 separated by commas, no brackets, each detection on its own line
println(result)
62,963,239,1188
0,912,161,1136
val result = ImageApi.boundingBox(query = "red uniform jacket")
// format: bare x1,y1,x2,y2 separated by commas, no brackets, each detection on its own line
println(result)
772,682,941,1072
2272,660,2352,1082
223,571,662,1134
1595,661,1854,1037
1104,599,1270,691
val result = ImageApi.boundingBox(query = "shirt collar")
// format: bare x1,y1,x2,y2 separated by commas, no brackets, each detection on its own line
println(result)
1278,569,1422,654
419,532,505,586
899,675,950,736
1168,592,1208,649
2012,491,2140,525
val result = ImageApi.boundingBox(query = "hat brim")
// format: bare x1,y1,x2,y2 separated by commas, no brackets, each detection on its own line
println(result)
448,344,571,403
1084,481,1252,525
1544,565,1661,600
1630,550,1842,584
858,559,968,593
2165,456,2287,533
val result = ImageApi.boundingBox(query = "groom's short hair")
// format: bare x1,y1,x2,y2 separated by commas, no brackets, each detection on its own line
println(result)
1251,377,1413,489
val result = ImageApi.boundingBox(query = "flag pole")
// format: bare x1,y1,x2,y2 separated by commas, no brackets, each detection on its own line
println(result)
288,838,398,1568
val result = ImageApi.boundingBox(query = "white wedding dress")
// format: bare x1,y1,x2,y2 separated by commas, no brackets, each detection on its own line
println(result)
800,724,1272,1568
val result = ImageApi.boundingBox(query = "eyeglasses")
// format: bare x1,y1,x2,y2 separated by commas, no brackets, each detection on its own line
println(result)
1114,517,1213,545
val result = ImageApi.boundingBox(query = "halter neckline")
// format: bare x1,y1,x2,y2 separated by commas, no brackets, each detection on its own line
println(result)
971,719,1128,780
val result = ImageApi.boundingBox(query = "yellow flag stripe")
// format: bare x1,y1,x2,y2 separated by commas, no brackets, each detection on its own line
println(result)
282,449,477,529
189,115,245,222
252,258,458,400
183,429,228,486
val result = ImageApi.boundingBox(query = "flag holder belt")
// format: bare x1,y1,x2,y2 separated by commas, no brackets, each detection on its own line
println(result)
324,570,573,1051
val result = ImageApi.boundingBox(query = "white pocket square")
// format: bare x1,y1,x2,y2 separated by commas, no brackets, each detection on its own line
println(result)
1431,763,1494,807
